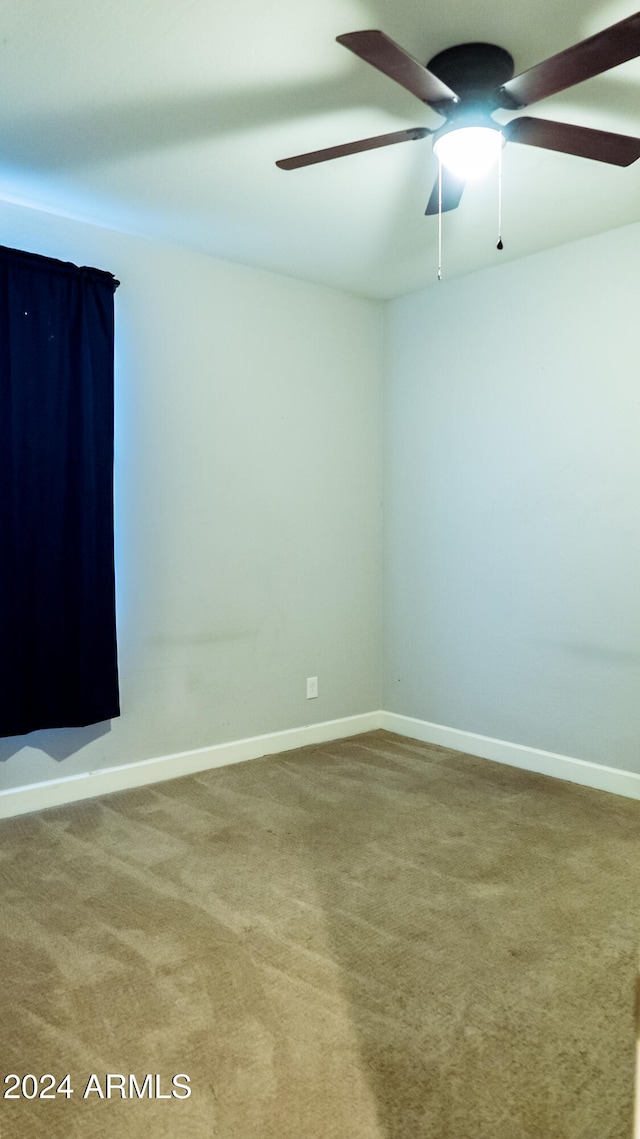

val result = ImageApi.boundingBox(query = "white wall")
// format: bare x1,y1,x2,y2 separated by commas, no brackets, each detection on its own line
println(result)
3,198,639,802
0,201,383,791
384,221,640,772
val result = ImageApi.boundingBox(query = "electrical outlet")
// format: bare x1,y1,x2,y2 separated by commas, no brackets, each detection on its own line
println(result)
306,676,318,699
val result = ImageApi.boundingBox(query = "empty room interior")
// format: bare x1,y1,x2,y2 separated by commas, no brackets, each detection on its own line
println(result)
1,2,640,1137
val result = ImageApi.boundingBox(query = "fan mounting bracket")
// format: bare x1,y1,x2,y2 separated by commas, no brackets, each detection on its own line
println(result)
427,43,515,109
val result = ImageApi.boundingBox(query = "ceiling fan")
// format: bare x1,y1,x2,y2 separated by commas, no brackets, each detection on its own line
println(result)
276,13,640,215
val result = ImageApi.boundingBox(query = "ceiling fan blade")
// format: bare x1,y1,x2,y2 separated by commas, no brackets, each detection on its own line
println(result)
337,30,459,110
425,169,465,215
276,127,431,170
497,12,640,109
504,116,640,166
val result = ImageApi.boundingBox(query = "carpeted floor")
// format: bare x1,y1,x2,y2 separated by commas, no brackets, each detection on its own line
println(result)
1,729,639,1139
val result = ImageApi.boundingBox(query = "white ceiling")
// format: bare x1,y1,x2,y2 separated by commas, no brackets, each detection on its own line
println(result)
1,0,639,298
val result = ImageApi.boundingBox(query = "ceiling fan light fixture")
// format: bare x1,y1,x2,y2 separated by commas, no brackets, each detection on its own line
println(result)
433,124,504,180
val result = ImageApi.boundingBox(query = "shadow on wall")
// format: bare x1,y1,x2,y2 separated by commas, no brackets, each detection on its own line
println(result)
0,720,112,763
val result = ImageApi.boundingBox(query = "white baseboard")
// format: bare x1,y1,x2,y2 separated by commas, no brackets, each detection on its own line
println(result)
0,712,382,820
381,712,640,801
2,709,639,820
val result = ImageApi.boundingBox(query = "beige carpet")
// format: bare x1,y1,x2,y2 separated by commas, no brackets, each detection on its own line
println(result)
1,729,639,1139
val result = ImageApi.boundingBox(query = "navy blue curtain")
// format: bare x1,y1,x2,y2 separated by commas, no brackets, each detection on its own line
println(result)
0,245,120,737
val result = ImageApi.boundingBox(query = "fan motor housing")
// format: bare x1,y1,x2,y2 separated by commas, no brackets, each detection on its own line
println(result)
427,42,515,109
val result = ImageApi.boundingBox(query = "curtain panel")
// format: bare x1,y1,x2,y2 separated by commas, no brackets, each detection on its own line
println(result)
0,245,120,737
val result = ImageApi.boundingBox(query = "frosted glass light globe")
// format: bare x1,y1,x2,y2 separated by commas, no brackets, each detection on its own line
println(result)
433,126,503,181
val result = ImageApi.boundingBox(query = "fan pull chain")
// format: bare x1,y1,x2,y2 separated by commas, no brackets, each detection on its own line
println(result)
437,156,443,281
497,143,504,251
